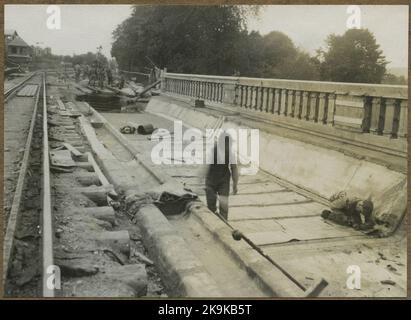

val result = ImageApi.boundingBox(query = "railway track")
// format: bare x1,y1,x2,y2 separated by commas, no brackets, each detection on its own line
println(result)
3,72,45,295
4,73,37,102
4,72,165,297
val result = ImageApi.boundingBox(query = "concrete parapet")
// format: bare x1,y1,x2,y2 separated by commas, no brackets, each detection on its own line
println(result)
162,72,407,140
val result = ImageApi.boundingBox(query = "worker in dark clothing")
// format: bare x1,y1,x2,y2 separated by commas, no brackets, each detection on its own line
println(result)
205,134,239,220
106,68,113,86
118,75,125,89
321,191,375,230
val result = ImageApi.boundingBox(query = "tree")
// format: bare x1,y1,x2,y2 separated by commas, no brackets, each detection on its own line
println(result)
318,28,387,83
111,5,255,76
382,73,407,85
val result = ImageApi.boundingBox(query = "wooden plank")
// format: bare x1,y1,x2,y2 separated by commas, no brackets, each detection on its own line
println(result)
62,142,83,157
49,150,76,167
228,202,327,221
229,192,309,207
56,99,66,111
243,216,360,246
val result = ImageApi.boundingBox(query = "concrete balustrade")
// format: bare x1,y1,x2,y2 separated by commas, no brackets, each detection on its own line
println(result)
161,71,408,140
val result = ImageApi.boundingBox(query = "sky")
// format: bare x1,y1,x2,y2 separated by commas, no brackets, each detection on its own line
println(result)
4,4,408,69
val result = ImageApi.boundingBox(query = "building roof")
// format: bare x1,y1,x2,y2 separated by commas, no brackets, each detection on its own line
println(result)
7,36,30,47
5,29,18,36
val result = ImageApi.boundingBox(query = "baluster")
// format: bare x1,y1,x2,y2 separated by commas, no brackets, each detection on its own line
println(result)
244,86,248,108
250,87,255,109
287,90,295,117
317,93,327,124
397,100,408,138
248,86,252,108
254,87,259,110
238,85,243,107
204,82,207,99
301,91,309,120
294,91,302,118
265,88,270,113
326,93,336,125
383,98,397,137
254,87,258,110
280,89,288,115
309,92,319,122
269,88,275,113
273,89,281,114
370,97,383,134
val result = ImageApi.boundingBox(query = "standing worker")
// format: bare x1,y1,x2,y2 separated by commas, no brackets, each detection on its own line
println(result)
205,133,239,220
106,68,113,86
74,64,81,82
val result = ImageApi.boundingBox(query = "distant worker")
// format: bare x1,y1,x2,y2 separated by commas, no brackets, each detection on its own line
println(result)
98,66,105,88
205,133,239,220
106,68,113,86
88,61,98,86
118,75,125,89
321,191,375,230
74,64,81,82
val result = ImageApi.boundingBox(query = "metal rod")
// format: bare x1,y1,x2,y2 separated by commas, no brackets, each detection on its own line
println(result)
41,72,55,297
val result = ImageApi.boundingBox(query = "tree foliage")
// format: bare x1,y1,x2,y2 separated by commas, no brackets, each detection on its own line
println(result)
111,7,399,84
111,5,249,75
318,29,388,83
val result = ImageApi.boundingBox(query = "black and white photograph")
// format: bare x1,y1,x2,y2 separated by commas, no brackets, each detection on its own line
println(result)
2,4,408,299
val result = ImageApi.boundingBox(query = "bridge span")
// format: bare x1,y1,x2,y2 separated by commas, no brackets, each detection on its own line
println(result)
4,70,407,298
80,71,407,297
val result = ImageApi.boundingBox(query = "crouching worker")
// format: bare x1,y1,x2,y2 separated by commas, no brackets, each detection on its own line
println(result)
321,191,375,230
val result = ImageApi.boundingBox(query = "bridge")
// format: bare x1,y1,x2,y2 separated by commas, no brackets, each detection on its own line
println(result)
4,69,407,298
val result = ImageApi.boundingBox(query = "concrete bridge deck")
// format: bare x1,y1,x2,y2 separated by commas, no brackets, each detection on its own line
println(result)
58,71,407,297
94,98,406,297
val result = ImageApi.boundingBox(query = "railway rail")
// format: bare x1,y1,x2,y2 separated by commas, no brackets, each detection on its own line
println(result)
3,72,44,292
